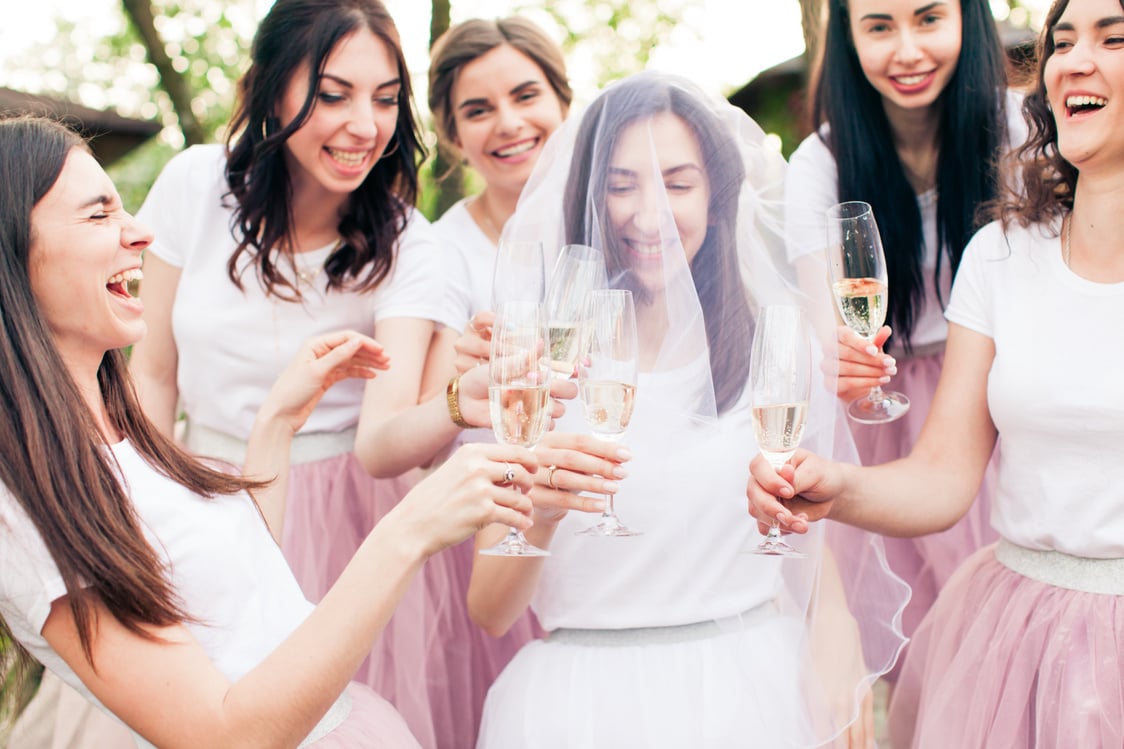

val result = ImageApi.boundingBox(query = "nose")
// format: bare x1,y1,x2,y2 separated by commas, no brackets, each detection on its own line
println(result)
630,186,663,236
121,212,153,253
894,29,924,66
494,101,524,137
1054,40,1096,77
346,100,379,140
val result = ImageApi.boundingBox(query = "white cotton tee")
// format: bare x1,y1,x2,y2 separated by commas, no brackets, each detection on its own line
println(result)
431,197,495,332
945,219,1124,557
0,440,315,720
785,90,1027,352
137,144,458,438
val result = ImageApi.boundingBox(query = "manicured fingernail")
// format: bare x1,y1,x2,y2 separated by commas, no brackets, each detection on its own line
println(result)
879,376,891,384
866,345,879,356
779,486,794,497
616,448,632,461
885,367,897,376
612,465,629,479
883,357,895,367
602,481,620,493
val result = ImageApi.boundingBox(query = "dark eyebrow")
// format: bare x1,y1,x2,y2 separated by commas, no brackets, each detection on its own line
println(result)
78,194,113,211
509,80,541,96
861,1,944,22
321,73,400,91
457,80,542,112
1053,17,1124,33
663,164,704,178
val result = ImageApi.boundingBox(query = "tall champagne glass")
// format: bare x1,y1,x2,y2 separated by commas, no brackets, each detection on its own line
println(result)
826,201,910,424
575,290,641,537
492,240,545,308
749,305,812,557
546,244,607,378
479,301,553,557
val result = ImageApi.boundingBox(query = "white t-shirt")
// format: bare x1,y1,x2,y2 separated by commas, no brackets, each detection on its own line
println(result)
431,197,495,332
137,144,459,438
0,440,314,719
946,219,1124,557
785,90,1027,351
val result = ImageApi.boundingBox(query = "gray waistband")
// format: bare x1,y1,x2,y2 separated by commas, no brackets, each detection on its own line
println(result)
887,340,946,360
995,538,1124,595
548,601,778,647
298,689,353,747
183,421,356,466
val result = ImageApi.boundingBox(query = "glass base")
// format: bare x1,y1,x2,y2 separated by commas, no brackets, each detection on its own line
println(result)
847,389,910,424
746,537,806,557
479,529,551,557
575,513,643,537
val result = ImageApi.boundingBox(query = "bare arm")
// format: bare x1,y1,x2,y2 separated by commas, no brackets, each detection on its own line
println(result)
129,252,182,437
748,323,998,537
43,443,536,749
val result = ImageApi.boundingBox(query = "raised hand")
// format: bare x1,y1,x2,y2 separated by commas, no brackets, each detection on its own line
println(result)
745,449,843,537
525,431,631,523
454,362,576,429
833,324,897,404
453,311,494,374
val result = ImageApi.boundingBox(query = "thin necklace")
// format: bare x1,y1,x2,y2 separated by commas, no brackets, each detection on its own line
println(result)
292,238,342,287
1064,214,1073,269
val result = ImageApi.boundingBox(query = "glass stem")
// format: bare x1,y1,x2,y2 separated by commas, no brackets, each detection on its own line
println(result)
867,384,886,403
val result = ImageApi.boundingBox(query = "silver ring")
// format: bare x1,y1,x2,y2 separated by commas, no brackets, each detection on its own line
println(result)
546,465,559,489
502,463,516,483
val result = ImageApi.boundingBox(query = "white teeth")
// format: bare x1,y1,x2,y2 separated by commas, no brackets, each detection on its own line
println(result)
106,268,143,286
326,148,370,167
1066,95,1107,109
895,74,928,86
494,140,536,158
629,242,663,256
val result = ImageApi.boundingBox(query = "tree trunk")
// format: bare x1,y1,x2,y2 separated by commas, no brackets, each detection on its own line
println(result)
120,0,207,146
429,0,464,219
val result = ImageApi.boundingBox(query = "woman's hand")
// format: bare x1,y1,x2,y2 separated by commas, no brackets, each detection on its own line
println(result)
834,325,896,403
393,443,538,556
745,449,843,536
455,363,575,429
453,311,494,374
527,431,631,524
263,331,389,434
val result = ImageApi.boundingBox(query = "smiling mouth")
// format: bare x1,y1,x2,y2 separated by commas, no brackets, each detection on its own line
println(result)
891,72,934,88
624,239,664,259
1066,95,1107,117
106,268,143,299
492,139,538,158
325,147,371,168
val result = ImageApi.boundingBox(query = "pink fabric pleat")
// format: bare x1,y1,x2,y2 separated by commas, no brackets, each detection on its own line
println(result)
308,682,422,748
283,456,540,749
847,350,998,678
889,543,1124,749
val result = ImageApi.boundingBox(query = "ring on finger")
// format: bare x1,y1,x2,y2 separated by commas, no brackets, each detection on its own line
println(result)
546,464,559,489
502,462,516,484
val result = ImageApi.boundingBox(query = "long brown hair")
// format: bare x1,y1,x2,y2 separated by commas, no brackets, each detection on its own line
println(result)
0,116,264,721
224,0,424,300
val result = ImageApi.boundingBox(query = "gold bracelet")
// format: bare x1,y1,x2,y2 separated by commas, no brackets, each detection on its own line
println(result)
446,374,473,429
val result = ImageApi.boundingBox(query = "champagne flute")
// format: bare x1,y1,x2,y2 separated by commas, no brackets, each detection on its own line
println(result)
492,239,545,308
825,201,910,424
575,289,641,537
479,300,553,557
749,305,812,557
546,244,607,379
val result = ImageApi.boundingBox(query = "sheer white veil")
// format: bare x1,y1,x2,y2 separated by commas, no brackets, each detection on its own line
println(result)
504,71,908,745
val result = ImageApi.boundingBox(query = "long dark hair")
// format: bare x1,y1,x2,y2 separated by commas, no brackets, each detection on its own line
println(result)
814,0,1008,350
993,0,1109,227
0,117,262,720
563,75,752,414
225,0,423,300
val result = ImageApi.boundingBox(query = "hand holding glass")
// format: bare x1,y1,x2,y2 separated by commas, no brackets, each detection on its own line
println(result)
826,201,910,424
479,301,552,557
575,289,641,537
749,305,811,557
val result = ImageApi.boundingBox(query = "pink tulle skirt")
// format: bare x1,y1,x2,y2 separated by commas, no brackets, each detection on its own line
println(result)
284,456,540,749
309,682,421,748
849,349,998,676
888,543,1124,748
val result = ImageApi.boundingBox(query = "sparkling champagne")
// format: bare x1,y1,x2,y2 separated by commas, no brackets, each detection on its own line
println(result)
580,380,637,437
548,322,582,377
489,385,550,447
832,277,887,339
752,401,808,466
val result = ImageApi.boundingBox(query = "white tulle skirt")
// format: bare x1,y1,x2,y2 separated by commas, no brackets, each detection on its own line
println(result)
476,605,819,749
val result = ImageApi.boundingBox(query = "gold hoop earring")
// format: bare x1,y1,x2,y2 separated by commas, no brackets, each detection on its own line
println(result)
378,137,400,161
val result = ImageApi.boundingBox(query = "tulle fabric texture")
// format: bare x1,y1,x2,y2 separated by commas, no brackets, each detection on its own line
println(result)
285,457,537,749
308,682,422,748
888,543,1124,749
492,71,909,747
845,349,998,678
